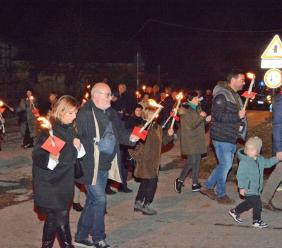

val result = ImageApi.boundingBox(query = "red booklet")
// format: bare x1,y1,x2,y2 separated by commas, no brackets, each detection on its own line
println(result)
132,126,148,141
41,135,65,155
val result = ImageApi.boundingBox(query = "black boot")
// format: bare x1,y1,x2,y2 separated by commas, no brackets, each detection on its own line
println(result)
57,224,74,248
41,220,56,248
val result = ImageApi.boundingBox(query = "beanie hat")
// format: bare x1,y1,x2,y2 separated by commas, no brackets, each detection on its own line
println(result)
244,136,262,154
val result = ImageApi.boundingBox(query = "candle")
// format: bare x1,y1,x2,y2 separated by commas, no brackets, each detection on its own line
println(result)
170,92,183,129
37,117,55,147
139,99,163,132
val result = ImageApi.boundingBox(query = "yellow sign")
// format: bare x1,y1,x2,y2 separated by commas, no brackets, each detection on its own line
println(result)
261,35,282,59
264,68,282,89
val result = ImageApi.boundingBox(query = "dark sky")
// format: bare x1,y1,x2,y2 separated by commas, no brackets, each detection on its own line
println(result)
1,0,282,87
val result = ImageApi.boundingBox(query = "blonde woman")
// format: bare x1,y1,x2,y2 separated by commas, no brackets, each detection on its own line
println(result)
32,95,85,248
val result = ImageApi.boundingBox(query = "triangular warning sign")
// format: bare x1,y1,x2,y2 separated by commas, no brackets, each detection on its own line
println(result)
261,35,282,59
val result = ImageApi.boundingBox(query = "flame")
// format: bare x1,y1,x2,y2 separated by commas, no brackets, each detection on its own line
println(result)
142,85,146,91
165,93,169,97
84,92,89,99
37,117,52,129
247,72,255,79
148,99,163,108
176,92,183,100
29,96,34,101
86,84,91,89
0,100,4,107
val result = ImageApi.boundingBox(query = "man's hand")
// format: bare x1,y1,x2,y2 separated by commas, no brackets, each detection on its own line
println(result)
130,134,140,142
50,153,60,161
168,128,174,136
206,115,211,122
239,110,246,119
277,151,282,160
239,188,246,196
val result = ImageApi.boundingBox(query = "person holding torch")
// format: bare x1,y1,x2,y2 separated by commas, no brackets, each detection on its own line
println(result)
200,70,247,204
32,95,85,248
174,91,211,194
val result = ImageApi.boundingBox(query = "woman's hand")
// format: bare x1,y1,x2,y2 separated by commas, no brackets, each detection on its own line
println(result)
73,138,81,150
50,153,60,161
168,128,174,136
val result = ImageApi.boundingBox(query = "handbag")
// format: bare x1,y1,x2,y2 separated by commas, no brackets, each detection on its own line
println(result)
74,158,84,179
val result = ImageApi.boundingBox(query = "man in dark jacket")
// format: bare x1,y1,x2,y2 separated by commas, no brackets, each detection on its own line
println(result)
200,70,247,204
74,82,138,248
261,93,282,211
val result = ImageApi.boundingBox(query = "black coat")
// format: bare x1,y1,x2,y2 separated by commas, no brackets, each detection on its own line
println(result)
32,122,77,212
75,100,134,185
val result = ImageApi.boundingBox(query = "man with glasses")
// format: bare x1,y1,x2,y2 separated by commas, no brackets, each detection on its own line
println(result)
74,82,139,248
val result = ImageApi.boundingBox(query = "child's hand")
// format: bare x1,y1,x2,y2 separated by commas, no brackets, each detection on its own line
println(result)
239,188,246,196
168,128,174,136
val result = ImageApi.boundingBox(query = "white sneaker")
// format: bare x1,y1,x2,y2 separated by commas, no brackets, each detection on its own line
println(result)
252,219,269,228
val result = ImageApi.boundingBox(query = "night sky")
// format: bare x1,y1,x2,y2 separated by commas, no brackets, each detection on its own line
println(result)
1,0,282,88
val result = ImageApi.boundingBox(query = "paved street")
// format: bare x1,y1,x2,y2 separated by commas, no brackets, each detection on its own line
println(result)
2,110,282,248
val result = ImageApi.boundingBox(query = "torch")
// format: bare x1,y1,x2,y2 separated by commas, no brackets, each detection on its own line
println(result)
142,85,146,92
132,99,163,140
170,92,183,129
0,100,14,112
37,117,55,147
242,73,256,111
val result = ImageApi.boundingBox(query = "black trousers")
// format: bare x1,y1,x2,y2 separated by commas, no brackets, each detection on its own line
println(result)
136,177,158,205
235,195,262,221
179,154,201,184
41,209,73,248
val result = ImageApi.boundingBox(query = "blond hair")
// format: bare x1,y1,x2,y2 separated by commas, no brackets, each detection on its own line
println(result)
49,95,79,125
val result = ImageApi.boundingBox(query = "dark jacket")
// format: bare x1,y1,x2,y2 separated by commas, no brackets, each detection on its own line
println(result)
237,148,278,196
210,82,247,144
179,105,206,155
273,94,282,153
32,122,77,212
75,100,134,185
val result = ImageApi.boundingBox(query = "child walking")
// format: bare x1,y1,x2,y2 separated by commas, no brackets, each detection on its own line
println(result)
229,136,279,228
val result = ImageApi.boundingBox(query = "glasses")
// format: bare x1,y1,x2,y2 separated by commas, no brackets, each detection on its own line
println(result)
94,91,113,98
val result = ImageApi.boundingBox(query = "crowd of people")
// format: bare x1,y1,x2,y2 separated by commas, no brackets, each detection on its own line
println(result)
1,69,282,248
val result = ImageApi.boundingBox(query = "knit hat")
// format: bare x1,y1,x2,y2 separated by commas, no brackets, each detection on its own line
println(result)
244,136,262,154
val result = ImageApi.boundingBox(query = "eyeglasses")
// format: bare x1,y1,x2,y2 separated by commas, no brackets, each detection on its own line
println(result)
94,91,113,98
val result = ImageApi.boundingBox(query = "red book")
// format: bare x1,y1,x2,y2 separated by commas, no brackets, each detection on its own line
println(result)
132,126,148,141
241,91,257,99
32,108,40,117
41,135,66,155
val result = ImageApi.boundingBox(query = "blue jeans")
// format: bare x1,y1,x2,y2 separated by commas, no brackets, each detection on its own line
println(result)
204,140,236,197
75,170,108,243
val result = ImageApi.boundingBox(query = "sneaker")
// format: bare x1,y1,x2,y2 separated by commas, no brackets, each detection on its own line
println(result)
105,187,116,195
142,203,157,215
174,178,184,193
200,187,217,200
118,187,133,193
192,183,201,192
94,240,111,248
217,195,235,205
252,219,269,228
74,239,95,248
134,200,144,212
229,209,243,224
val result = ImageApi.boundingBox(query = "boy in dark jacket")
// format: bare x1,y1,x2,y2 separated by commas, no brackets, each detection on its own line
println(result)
229,137,279,228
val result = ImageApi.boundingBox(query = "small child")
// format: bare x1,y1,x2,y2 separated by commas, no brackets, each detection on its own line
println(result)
229,136,279,228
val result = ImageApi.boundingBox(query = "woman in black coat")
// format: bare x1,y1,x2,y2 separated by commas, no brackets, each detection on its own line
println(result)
32,95,85,248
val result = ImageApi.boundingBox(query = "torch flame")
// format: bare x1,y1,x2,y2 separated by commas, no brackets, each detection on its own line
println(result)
37,117,52,129
148,99,163,108
176,92,183,100
247,72,255,80
84,92,89,99
86,84,91,89
29,96,34,101
0,100,4,107
142,85,146,91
